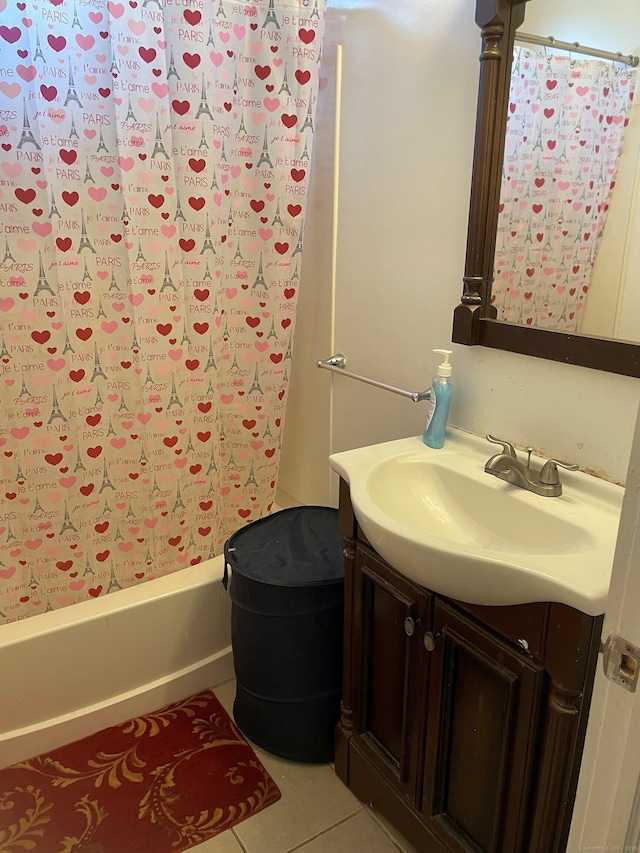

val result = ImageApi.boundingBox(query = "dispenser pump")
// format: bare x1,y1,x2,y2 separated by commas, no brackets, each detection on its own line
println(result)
434,349,452,378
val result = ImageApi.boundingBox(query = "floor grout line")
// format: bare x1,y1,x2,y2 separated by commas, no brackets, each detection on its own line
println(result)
231,826,249,853
281,806,366,853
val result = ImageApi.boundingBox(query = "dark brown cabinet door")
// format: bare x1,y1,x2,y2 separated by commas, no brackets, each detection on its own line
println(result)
422,599,545,852
351,548,432,801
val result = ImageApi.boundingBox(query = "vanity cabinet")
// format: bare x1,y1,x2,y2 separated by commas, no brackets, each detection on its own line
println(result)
335,480,603,853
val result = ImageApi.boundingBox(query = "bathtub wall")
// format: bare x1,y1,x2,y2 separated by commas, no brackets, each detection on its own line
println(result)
0,559,233,768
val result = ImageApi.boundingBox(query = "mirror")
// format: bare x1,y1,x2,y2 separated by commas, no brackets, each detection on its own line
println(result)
452,0,640,378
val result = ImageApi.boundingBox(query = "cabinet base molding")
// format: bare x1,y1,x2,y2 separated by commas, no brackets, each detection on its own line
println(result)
346,739,453,853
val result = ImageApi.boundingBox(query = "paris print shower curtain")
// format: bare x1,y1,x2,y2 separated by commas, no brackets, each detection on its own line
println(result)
0,0,326,623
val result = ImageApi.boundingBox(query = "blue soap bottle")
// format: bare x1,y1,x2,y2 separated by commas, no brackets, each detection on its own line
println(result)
423,349,453,449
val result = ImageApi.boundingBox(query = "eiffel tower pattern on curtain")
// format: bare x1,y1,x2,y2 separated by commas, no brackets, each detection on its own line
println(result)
0,0,328,624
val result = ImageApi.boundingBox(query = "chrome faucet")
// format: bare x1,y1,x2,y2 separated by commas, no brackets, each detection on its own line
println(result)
484,435,578,497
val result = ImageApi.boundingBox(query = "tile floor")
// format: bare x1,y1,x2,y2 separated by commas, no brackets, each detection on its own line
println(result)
190,679,420,853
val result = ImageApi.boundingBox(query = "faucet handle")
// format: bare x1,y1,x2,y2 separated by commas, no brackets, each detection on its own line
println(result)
486,434,517,458
539,459,579,486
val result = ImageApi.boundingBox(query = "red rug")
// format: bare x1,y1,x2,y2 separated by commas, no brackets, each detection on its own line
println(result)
0,690,281,852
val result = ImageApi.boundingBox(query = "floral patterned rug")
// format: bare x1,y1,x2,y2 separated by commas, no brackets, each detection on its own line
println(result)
0,690,281,852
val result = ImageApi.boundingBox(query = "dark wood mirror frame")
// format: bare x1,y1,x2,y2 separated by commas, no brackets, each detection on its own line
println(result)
452,0,640,378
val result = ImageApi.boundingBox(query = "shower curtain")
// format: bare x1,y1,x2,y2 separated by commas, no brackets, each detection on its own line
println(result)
0,0,326,624
492,47,637,331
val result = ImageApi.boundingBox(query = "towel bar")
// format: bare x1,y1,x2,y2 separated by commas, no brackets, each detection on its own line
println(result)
316,354,431,403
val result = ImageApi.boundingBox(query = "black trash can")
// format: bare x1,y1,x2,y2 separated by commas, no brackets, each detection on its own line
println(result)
223,506,344,763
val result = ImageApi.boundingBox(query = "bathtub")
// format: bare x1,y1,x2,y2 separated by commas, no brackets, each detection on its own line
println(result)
0,556,234,769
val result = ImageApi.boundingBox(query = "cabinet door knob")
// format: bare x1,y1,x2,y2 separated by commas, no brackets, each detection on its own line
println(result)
404,616,420,637
423,631,438,652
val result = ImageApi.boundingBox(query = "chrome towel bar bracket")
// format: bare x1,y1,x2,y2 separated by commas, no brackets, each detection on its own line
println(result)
316,353,431,403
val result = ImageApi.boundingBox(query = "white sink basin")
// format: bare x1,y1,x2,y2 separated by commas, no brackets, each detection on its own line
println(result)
329,431,624,615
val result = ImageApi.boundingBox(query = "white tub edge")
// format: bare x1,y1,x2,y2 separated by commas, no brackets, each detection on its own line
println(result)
0,556,234,768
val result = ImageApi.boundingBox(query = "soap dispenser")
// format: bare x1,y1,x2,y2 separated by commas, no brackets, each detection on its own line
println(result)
423,349,453,449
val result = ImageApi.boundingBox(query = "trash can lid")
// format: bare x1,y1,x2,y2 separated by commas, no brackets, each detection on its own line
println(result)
223,506,344,588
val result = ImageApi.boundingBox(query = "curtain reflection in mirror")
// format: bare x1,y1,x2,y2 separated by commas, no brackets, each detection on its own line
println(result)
492,48,637,332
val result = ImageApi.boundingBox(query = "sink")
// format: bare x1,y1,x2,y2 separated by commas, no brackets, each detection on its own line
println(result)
329,431,624,615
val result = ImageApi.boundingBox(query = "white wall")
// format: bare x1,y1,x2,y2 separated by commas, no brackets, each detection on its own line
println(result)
278,0,640,507
523,0,640,54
